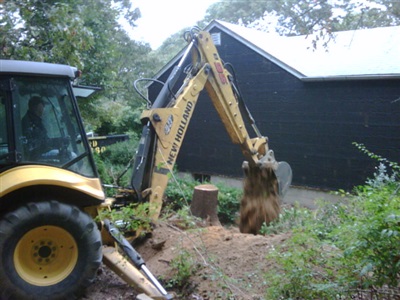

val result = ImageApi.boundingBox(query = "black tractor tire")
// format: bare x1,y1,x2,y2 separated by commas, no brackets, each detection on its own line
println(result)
0,201,102,300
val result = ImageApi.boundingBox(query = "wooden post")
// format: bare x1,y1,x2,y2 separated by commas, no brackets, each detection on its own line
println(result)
190,184,221,226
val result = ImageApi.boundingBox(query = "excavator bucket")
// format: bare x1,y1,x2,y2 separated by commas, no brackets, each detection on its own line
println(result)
239,159,292,234
274,161,292,197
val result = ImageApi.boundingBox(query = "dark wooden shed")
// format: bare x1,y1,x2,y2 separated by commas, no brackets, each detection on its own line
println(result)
149,20,400,191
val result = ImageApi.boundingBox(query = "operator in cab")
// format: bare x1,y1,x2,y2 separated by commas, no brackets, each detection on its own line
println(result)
22,96,51,160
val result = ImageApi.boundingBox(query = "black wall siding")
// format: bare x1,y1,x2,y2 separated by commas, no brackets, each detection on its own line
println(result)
150,30,400,191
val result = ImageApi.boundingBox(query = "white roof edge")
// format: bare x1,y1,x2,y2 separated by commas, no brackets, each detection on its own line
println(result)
302,74,400,82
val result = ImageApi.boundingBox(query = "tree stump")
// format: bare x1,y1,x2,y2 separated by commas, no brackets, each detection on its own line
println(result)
190,184,221,226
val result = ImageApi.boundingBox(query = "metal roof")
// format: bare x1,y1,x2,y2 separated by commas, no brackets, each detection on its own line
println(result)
210,20,400,81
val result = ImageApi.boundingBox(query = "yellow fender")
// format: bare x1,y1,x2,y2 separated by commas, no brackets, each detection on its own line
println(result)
0,165,104,200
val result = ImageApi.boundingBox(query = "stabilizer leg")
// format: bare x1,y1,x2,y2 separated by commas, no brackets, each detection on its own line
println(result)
103,219,174,299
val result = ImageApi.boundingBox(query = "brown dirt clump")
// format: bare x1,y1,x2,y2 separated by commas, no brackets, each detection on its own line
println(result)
82,221,290,300
240,166,280,234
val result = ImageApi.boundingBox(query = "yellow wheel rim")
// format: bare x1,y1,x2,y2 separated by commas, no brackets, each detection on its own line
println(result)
14,226,78,286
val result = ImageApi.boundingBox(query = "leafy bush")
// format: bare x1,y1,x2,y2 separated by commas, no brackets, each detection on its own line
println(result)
164,174,199,212
260,203,312,235
334,145,400,289
96,202,153,238
214,183,241,224
95,135,139,187
334,163,400,288
264,145,400,299
93,151,113,185
100,133,139,166
265,230,343,299
167,249,196,288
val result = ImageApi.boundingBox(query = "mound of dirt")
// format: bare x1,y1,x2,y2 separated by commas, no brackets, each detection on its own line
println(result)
83,221,290,300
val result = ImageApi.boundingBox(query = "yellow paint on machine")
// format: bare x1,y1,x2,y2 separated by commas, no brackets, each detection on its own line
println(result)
0,165,105,200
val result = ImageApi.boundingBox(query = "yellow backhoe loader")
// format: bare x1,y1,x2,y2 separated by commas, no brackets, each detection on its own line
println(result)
0,28,292,299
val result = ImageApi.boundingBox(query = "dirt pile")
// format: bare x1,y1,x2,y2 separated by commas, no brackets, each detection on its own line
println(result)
83,222,290,300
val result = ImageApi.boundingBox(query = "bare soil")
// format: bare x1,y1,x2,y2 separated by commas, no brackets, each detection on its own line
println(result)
82,220,290,300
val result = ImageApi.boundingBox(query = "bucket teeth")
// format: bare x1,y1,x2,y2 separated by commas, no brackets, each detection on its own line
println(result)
257,149,278,170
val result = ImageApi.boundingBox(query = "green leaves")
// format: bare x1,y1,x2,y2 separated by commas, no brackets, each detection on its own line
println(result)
203,0,400,44
167,249,196,289
97,202,153,235
1,0,162,135
264,145,399,298
94,136,139,187
1,0,92,66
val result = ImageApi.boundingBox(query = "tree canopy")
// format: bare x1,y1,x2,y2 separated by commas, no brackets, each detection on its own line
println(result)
0,0,162,134
203,0,400,36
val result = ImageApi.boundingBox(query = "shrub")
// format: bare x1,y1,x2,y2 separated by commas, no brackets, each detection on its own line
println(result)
95,135,139,187
265,230,344,299
264,145,400,299
100,134,139,166
96,202,153,238
260,203,312,235
164,174,198,212
93,151,113,185
334,163,400,288
167,249,196,288
215,183,241,224
333,146,400,289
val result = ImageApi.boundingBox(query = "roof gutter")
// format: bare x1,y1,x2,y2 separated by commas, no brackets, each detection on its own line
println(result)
301,74,400,82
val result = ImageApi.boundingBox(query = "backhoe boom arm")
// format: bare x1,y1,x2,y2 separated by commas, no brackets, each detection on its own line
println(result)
131,29,292,230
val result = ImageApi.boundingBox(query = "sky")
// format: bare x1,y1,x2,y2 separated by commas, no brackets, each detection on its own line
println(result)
126,0,219,49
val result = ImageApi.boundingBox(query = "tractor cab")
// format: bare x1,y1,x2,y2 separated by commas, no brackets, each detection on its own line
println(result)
0,60,98,177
